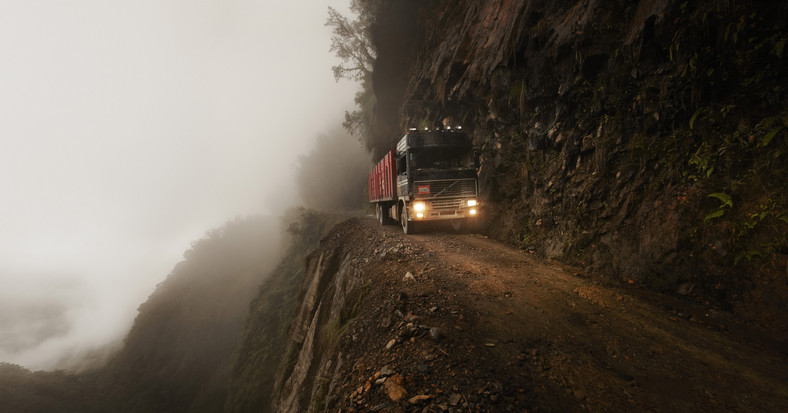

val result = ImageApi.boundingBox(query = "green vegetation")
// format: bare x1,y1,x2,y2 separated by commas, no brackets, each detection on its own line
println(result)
508,79,528,117
704,192,733,222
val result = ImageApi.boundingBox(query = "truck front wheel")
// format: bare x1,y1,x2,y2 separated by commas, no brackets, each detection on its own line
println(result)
401,205,417,234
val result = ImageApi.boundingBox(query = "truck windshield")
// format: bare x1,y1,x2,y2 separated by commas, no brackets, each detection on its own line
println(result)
410,147,473,170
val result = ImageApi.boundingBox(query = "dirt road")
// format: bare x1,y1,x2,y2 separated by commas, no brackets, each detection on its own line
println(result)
329,217,788,412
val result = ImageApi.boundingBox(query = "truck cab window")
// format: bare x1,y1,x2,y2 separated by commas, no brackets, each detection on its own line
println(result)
397,155,406,175
410,147,473,170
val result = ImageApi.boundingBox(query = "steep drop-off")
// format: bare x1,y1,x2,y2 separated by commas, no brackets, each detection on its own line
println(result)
366,0,788,322
226,211,350,412
99,216,282,412
0,215,285,413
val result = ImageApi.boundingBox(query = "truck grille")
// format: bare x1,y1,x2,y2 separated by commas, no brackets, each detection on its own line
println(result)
430,198,463,209
415,178,477,199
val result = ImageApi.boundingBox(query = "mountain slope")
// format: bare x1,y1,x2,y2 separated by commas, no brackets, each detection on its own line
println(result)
100,216,282,412
0,216,284,413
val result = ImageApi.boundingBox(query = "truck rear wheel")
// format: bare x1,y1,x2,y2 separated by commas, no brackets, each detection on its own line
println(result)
401,205,417,234
377,204,392,225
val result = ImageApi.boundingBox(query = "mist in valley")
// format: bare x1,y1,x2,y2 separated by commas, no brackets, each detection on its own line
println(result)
295,126,371,211
0,0,367,373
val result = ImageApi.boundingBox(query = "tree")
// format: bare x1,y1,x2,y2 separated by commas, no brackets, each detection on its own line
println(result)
326,1,379,147
326,1,376,82
343,77,375,140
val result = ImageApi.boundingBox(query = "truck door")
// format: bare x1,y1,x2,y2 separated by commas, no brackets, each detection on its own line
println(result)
396,152,408,197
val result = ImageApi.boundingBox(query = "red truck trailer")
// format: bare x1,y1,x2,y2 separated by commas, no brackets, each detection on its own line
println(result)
368,149,396,203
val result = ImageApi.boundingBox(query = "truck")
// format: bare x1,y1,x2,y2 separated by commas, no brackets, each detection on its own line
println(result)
369,127,480,234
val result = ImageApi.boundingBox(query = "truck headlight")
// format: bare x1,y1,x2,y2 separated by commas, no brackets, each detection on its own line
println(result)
413,202,426,212
467,199,477,207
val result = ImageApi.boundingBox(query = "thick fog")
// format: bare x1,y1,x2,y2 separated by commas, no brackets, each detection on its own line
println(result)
0,0,359,370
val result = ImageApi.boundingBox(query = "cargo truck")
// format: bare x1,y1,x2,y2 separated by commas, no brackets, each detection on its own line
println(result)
369,127,480,234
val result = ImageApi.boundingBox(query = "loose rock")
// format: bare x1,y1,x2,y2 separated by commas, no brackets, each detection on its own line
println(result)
370,403,390,412
408,394,432,404
430,327,442,341
677,282,695,295
384,374,407,402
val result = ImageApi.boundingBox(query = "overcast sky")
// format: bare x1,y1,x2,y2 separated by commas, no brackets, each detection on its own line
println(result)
0,0,358,370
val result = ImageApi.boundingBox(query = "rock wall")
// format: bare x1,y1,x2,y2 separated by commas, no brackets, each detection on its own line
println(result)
369,0,788,316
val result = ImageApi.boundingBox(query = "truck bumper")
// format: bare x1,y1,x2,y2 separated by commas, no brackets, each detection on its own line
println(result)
408,199,480,222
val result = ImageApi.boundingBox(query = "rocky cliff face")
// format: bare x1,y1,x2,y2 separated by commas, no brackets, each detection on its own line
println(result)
225,211,357,413
269,242,364,413
368,0,788,318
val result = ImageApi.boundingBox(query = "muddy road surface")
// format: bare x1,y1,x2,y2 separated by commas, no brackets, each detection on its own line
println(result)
327,217,787,412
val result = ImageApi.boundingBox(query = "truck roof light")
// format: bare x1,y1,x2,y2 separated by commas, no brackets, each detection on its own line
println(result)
456,126,462,130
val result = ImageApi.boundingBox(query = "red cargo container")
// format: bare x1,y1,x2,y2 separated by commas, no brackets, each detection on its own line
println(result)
369,149,396,202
